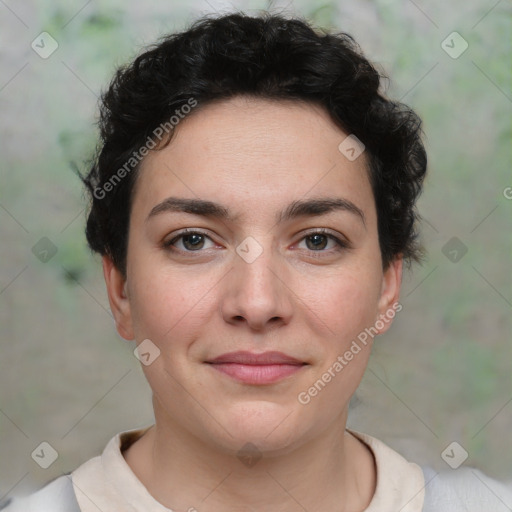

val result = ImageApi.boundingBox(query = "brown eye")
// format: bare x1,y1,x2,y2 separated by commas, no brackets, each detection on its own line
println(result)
181,233,205,250
164,230,215,252
305,234,329,250
297,231,348,253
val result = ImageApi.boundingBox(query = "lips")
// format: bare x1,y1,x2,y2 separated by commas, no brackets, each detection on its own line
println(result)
205,351,307,385
206,351,305,365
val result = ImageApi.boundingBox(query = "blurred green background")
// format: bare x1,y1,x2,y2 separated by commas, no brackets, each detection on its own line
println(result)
1,0,511,498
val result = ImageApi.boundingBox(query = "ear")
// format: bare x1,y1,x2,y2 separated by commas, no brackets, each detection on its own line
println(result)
102,255,134,341
375,257,403,335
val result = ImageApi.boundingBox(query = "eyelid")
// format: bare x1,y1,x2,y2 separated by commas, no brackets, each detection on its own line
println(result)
300,227,346,240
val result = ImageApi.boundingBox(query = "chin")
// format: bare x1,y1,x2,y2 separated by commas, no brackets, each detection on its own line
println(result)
213,401,306,453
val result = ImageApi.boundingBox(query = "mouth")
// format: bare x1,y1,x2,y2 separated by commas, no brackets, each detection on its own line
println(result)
205,351,308,385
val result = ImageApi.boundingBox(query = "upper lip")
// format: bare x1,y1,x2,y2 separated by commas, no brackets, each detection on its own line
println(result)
206,351,305,365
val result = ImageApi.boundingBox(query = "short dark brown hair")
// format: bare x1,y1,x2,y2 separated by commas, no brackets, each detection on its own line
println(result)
79,12,427,277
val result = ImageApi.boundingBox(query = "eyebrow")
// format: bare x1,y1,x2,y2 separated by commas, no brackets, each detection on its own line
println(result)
278,197,365,226
146,196,366,227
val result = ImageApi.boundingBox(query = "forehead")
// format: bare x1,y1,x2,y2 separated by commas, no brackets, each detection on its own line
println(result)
131,96,375,225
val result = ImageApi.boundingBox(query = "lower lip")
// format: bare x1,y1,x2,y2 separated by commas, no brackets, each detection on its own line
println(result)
207,363,306,384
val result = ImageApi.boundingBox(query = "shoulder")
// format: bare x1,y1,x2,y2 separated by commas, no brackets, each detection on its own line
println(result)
0,426,151,512
422,465,512,511
0,474,80,512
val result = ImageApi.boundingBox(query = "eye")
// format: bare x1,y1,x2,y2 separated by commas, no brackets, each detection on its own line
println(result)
164,230,216,252
296,230,349,252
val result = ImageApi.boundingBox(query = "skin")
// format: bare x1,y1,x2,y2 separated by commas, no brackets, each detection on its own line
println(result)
103,96,402,512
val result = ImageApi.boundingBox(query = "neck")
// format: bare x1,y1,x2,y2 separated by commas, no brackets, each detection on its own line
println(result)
123,398,376,512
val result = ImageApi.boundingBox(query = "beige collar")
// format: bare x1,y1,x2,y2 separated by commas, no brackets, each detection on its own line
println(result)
71,425,425,512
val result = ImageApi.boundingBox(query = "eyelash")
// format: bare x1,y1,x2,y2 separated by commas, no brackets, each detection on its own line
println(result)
163,228,350,256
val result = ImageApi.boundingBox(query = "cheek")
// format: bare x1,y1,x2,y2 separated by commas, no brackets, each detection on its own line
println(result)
128,261,217,343
294,270,381,413
302,265,382,344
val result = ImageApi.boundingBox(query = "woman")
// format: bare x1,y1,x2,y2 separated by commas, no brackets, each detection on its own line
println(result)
3,11,511,512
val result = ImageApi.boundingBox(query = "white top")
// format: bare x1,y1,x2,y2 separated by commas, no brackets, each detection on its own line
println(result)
3,426,512,511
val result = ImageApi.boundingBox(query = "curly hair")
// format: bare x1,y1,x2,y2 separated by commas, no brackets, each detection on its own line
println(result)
79,12,427,278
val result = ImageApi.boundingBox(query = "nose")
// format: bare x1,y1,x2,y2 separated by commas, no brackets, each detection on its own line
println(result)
220,241,294,332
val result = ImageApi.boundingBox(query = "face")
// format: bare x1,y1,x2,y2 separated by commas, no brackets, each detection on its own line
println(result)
103,96,402,456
